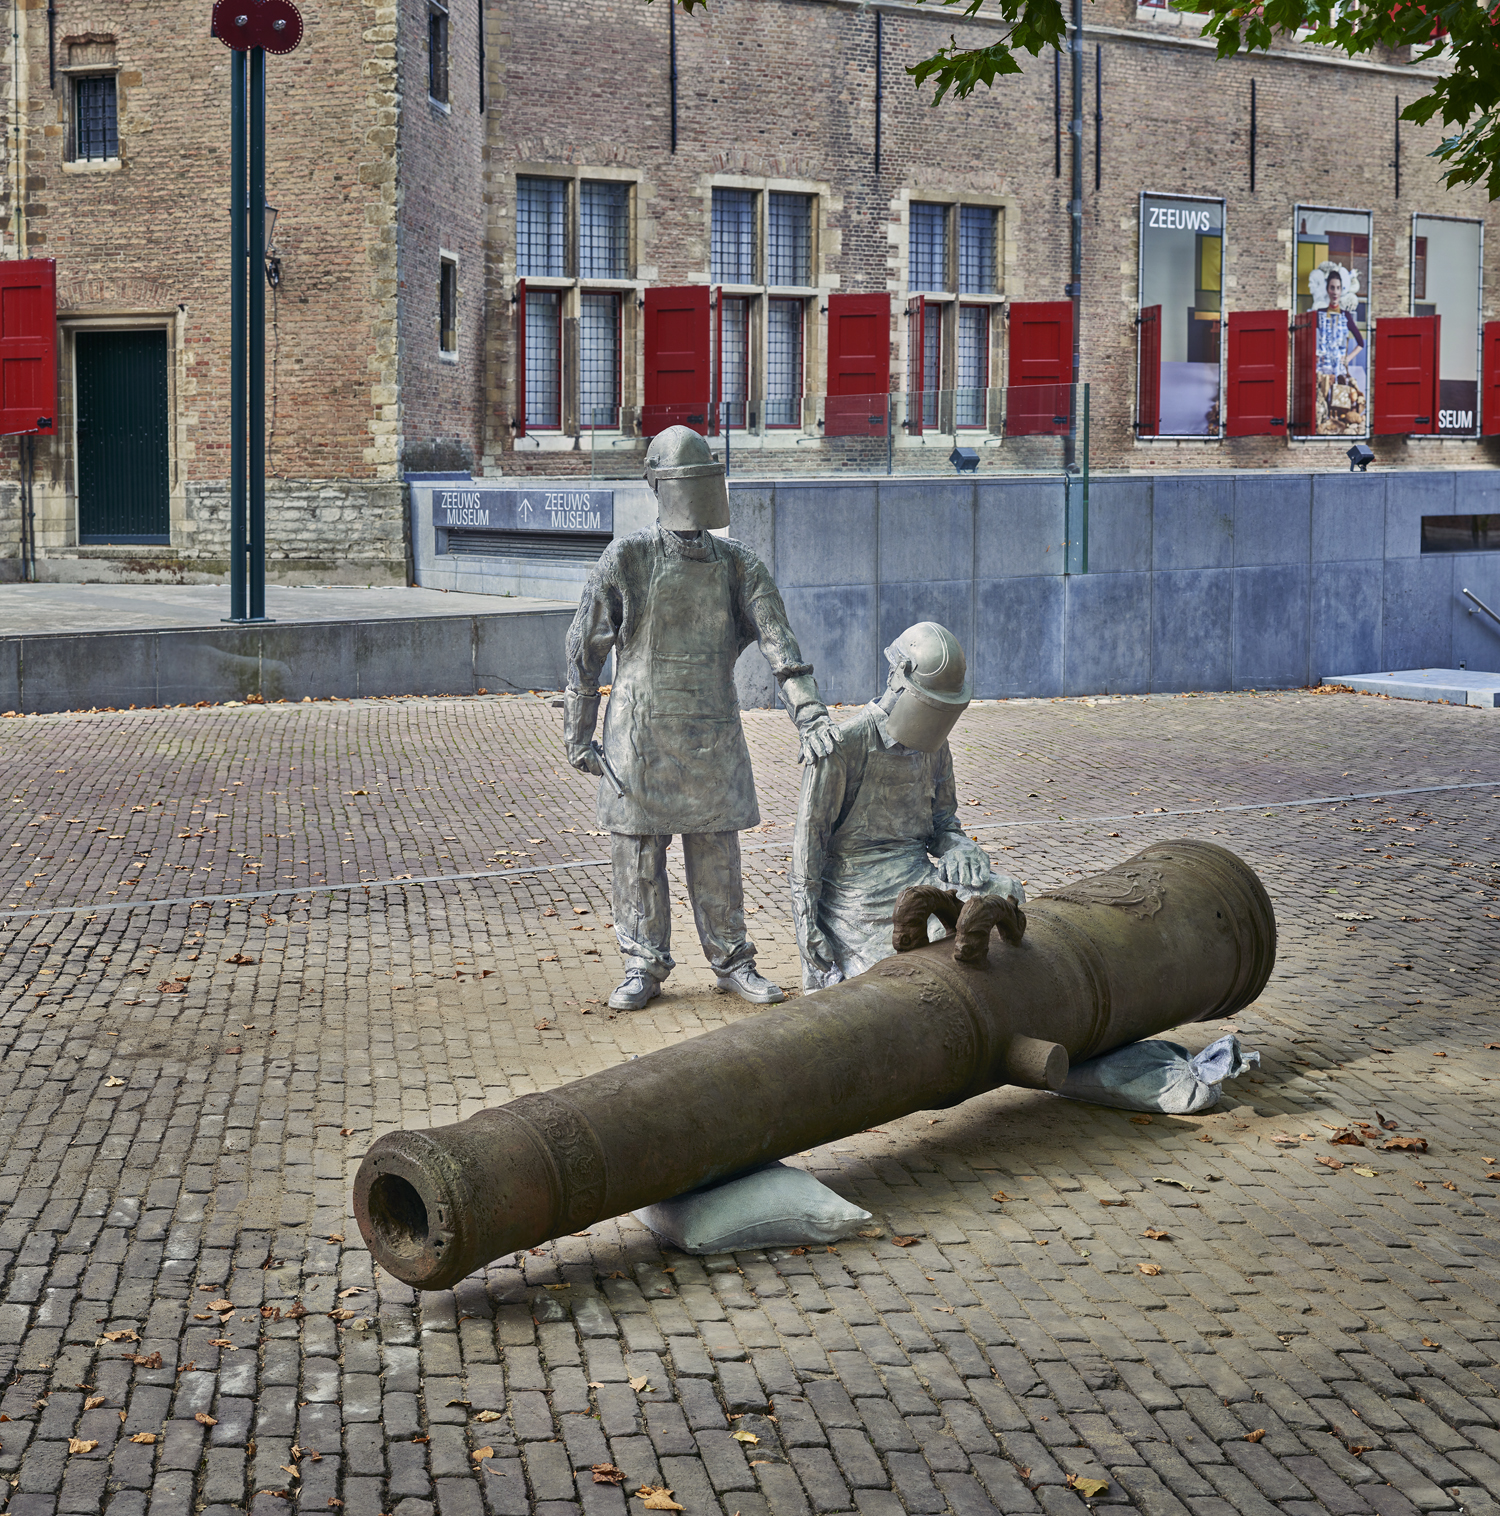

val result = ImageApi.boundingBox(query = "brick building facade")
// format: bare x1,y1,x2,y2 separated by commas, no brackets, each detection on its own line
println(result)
1,0,1496,583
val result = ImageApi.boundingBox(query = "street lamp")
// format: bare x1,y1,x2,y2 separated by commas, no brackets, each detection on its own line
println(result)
264,204,280,288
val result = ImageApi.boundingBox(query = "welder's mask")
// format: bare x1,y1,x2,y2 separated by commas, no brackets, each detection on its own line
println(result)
884,621,972,753
644,425,730,531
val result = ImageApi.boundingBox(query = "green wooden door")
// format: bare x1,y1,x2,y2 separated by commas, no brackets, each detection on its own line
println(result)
76,330,170,543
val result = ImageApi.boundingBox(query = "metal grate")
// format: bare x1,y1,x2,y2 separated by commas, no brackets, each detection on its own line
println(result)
720,296,750,429
446,530,611,561
909,202,948,292
580,292,620,429
768,193,812,287
74,75,118,162
712,188,756,285
959,206,998,294
580,182,630,280
517,177,566,277
525,290,561,429
956,305,989,427
922,302,942,429
766,299,803,427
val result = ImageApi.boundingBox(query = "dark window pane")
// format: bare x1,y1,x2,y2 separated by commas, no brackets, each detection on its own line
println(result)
712,188,756,285
767,298,803,426
525,290,561,428
517,177,566,277
439,261,457,352
959,206,997,294
910,203,947,292
580,182,630,280
768,193,812,287
75,75,118,161
580,292,620,428
429,3,449,102
1421,515,1500,553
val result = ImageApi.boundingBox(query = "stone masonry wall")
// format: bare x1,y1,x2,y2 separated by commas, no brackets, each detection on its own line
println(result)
483,0,1500,475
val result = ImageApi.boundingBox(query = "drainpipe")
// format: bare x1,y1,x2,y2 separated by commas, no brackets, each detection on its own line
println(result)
1066,0,1082,471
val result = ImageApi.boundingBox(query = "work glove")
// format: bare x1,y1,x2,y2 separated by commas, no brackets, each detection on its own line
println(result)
937,840,993,891
781,673,839,765
563,690,604,777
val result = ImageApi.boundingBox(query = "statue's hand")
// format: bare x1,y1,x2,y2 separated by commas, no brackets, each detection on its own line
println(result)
812,962,844,991
568,744,605,778
938,843,992,891
796,711,839,765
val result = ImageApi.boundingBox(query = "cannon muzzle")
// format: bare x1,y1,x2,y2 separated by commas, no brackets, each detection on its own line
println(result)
354,839,1274,1289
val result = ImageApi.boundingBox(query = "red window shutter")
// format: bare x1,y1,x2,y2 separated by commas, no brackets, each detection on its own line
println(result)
825,293,890,437
1136,305,1161,438
1006,299,1073,437
1483,322,1500,436
1374,315,1439,435
513,278,526,438
0,258,57,437
643,285,711,435
905,295,924,437
1225,310,1288,437
1290,311,1317,436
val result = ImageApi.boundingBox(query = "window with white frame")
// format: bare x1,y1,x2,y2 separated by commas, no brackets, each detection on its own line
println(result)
709,184,817,431
439,257,458,355
908,200,1004,429
515,174,636,433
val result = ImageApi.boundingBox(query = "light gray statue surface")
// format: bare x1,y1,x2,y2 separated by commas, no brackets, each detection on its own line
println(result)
791,622,1024,991
564,425,836,1011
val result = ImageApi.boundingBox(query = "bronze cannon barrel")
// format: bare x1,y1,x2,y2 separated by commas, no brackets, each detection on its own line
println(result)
354,839,1274,1290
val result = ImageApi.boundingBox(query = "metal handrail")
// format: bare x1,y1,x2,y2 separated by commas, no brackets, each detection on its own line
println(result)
1463,587,1500,630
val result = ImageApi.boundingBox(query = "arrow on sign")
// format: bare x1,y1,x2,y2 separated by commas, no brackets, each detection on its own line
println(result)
518,498,535,522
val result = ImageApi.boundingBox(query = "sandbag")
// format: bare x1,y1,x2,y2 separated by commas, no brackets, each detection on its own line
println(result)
1057,1034,1259,1115
633,1161,872,1254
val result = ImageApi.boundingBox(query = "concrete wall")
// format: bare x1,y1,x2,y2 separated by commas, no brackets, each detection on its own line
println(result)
727,469,1500,706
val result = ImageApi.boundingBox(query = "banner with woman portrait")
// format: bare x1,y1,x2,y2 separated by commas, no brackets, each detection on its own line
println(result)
1294,206,1371,437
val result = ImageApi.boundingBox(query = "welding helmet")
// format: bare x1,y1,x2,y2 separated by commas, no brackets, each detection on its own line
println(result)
644,425,730,531
883,622,971,753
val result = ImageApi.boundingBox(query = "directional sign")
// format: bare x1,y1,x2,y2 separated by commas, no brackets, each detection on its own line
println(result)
432,486,613,535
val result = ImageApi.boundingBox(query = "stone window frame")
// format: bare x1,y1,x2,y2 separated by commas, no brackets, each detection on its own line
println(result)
511,166,642,445
59,36,123,173
428,0,451,110
707,174,828,438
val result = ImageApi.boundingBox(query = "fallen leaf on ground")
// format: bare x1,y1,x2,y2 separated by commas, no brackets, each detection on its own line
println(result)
732,1430,759,1444
1422,1336,1441,1348
104,1076,125,1088
101,1330,138,1343
68,1438,98,1454
1316,1155,1345,1170
628,1376,651,1392
638,1489,685,1511
1142,1228,1170,1241
1329,1130,1364,1146
327,1234,345,1243
1153,1178,1202,1192
1381,1136,1429,1152
475,1410,504,1422
84,1396,105,1410
1270,1134,1302,1146
1069,1476,1110,1497
1099,1198,1128,1207
1352,1166,1378,1177
857,1229,884,1238
1443,1181,1458,1191
1197,1134,1213,1143
471,1447,494,1464
130,1433,157,1445
1129,1115,1152,1125
991,1191,1011,1203
337,1287,368,1298
891,1235,920,1247
1245,1428,1266,1443
208,1299,233,1312
195,1413,217,1426
208,1339,235,1350
225,954,257,965
592,1463,626,1484
1334,912,1375,921
1137,1263,1162,1276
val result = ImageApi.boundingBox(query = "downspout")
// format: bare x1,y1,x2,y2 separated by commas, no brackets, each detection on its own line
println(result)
874,11,882,175
669,0,678,153
1066,0,1082,470
11,0,27,255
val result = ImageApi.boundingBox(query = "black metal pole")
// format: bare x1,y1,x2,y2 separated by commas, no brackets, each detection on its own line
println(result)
1249,78,1256,193
1053,48,1061,178
1093,45,1101,194
228,47,247,623
669,1,678,153
1394,94,1400,199
249,45,267,620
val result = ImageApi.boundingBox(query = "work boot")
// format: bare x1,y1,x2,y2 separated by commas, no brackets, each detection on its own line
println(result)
713,964,785,1004
609,970,661,1011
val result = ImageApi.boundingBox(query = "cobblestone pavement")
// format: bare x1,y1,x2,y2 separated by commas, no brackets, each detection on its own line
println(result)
1,688,1499,1516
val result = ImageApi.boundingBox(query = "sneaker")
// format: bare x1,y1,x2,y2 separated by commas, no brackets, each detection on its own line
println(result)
608,971,661,1011
712,964,785,1004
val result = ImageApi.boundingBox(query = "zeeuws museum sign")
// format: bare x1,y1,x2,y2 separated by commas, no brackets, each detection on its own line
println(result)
433,487,613,535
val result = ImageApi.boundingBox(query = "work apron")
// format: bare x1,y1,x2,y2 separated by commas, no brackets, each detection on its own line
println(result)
597,535,760,835
817,741,944,979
